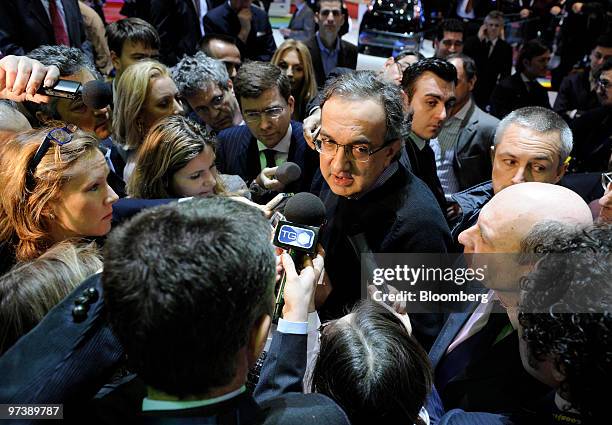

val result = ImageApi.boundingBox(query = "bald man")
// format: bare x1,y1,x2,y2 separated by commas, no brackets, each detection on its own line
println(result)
430,182,593,416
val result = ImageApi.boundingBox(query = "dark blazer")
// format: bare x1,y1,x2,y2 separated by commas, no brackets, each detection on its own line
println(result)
554,70,600,121
464,36,512,111
286,4,315,42
453,102,499,191
0,0,86,56
489,72,551,119
215,121,319,194
429,305,550,414
569,105,612,173
304,35,358,88
204,3,276,61
94,331,350,424
0,274,124,412
148,0,216,66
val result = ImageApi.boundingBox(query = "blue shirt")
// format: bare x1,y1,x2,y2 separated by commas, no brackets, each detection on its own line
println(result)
316,32,340,77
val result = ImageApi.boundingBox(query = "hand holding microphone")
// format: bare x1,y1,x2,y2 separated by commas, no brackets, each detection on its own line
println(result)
256,161,302,192
280,250,324,323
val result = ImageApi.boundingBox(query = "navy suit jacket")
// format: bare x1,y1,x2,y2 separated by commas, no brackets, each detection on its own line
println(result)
215,121,319,194
203,3,276,61
0,0,86,56
0,274,124,412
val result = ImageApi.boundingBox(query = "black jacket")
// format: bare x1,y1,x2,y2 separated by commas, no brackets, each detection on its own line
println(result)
0,0,86,55
204,3,276,61
489,73,551,119
304,36,358,88
553,69,600,121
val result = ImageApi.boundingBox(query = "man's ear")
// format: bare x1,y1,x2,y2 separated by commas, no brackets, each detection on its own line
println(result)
490,145,496,163
555,159,569,183
400,90,411,112
227,79,234,94
383,139,402,167
287,95,295,115
110,51,121,74
247,314,271,366
314,12,320,25
468,75,477,92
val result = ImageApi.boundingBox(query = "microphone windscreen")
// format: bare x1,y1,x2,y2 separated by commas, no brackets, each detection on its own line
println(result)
82,80,113,110
284,192,326,226
275,162,301,185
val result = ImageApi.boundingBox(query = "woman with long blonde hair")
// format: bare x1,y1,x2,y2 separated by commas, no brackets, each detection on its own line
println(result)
271,40,318,121
127,115,248,199
112,60,183,181
0,126,118,274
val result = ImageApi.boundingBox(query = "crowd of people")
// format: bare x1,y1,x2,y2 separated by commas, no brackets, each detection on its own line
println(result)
0,0,611,424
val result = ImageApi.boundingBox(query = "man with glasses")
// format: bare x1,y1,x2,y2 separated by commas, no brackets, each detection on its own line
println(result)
173,52,243,133
314,71,452,343
215,61,318,198
433,19,464,59
305,0,357,88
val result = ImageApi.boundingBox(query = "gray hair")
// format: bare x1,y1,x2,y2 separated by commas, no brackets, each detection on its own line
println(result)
26,45,98,121
321,70,405,143
494,106,573,163
172,52,230,98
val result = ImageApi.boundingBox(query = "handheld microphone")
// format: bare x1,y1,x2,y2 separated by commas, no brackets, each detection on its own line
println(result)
37,80,113,109
275,161,301,185
81,80,113,109
272,192,326,322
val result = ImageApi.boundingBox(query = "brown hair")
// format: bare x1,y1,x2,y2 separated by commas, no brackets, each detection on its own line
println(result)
271,40,318,120
0,126,98,262
127,115,225,198
0,241,102,354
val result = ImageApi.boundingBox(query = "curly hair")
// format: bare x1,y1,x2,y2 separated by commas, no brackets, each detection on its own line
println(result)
518,224,612,423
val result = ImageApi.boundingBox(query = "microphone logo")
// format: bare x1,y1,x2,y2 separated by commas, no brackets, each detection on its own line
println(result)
278,225,315,250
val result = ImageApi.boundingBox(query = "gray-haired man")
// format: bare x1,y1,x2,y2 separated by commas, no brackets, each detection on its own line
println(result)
172,52,243,133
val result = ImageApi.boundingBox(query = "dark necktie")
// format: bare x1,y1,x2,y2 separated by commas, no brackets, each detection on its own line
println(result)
49,0,70,46
263,149,276,168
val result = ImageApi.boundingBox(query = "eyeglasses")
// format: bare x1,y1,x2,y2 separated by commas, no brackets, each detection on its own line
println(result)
27,125,77,189
441,39,464,47
602,172,612,191
596,78,611,90
314,135,395,163
243,106,285,124
320,8,341,17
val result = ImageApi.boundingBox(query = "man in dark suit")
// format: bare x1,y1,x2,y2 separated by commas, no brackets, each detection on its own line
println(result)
204,0,276,62
304,0,357,88
432,54,499,210
463,11,512,111
314,71,452,348
554,32,612,122
215,61,318,198
143,0,219,66
0,0,87,56
101,196,349,424
430,182,593,415
401,58,458,214
489,39,552,119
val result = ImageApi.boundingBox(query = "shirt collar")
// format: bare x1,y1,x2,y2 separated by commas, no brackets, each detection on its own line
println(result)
520,72,533,83
296,2,306,12
257,124,292,153
453,98,472,121
316,32,340,54
349,161,399,200
142,386,247,412
409,131,427,150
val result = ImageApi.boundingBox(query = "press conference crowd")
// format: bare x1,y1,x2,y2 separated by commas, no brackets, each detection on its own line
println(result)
0,0,611,424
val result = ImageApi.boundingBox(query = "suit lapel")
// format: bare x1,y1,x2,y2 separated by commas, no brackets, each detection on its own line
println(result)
309,39,325,86
245,135,261,182
429,312,472,369
31,0,53,28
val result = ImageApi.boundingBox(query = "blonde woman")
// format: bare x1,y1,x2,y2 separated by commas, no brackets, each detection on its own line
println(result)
272,40,318,121
0,241,102,354
112,60,183,181
127,115,248,199
0,126,118,274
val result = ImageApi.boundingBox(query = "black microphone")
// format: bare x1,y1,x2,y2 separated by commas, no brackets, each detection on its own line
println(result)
37,80,113,109
81,80,113,109
275,161,301,185
272,192,326,322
